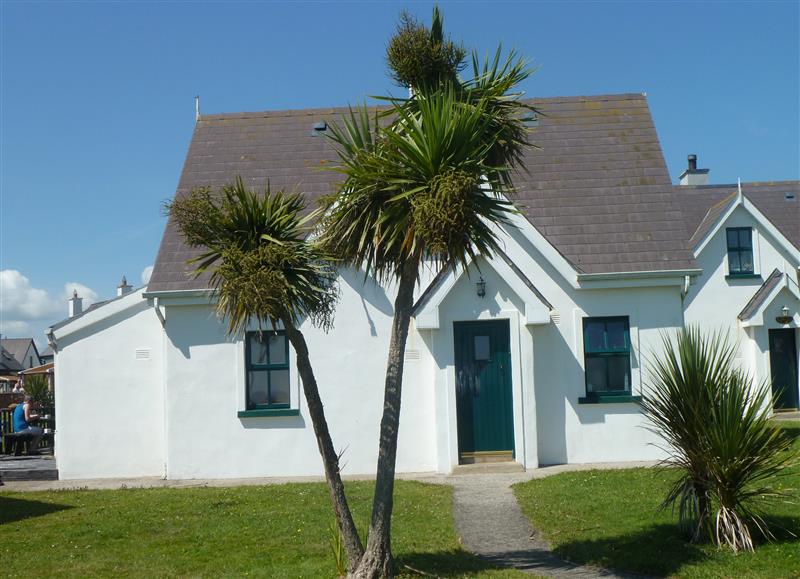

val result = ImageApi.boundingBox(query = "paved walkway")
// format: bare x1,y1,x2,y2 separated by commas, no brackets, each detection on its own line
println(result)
449,472,644,578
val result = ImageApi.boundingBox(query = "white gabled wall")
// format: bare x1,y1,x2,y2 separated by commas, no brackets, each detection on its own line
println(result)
54,290,165,479
685,206,800,398
162,268,438,479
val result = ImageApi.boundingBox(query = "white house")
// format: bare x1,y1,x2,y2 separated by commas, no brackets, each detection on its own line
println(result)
48,94,800,480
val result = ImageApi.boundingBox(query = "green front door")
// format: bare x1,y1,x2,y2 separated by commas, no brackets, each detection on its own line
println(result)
454,320,514,460
769,329,799,410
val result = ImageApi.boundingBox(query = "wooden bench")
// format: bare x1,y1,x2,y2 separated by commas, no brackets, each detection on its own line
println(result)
2,432,34,456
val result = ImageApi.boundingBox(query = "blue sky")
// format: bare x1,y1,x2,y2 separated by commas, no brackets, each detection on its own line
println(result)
1,1,798,344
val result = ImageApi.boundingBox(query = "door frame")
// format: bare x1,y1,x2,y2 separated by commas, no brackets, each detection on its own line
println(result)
453,319,515,462
768,328,799,410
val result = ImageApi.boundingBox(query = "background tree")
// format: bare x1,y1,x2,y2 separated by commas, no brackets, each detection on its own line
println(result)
320,8,536,577
642,327,797,552
167,178,364,569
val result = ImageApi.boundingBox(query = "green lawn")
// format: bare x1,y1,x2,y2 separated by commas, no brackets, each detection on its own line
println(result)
0,480,524,578
514,421,800,578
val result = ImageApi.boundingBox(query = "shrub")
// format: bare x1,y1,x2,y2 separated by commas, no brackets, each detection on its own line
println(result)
641,326,797,552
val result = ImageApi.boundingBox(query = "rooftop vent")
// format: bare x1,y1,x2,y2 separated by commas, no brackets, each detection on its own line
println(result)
311,121,327,136
679,154,710,186
786,192,796,201
522,113,539,128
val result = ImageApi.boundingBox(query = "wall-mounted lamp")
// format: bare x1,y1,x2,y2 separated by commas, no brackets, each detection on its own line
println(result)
776,305,792,325
476,276,486,298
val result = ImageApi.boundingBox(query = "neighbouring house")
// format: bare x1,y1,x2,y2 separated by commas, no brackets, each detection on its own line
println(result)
49,93,800,480
39,346,54,365
0,338,42,393
1,338,41,372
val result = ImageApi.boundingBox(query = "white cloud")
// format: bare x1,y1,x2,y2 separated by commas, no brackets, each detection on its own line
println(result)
0,269,97,342
141,265,154,285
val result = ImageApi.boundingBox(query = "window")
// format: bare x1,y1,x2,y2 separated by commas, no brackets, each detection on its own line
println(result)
583,317,631,396
246,331,290,409
726,227,754,275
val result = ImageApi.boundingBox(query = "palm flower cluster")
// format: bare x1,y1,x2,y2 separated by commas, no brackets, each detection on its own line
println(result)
642,327,797,552
166,177,338,335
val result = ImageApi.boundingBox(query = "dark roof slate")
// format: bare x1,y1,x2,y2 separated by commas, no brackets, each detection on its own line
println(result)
0,345,23,372
148,93,697,292
0,338,38,367
738,268,784,321
677,182,800,250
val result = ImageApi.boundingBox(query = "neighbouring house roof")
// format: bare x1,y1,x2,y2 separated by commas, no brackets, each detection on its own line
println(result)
677,181,800,251
0,338,39,367
148,93,698,293
0,345,23,373
39,345,54,359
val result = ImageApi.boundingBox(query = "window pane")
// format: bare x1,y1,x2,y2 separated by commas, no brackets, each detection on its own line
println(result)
269,370,290,404
739,229,752,248
474,336,491,361
586,357,608,393
740,250,753,273
248,371,269,406
268,334,287,365
727,229,738,249
607,355,631,392
728,251,741,272
249,334,269,365
606,320,627,350
585,322,606,352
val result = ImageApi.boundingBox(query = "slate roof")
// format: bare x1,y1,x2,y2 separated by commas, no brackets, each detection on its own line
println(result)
677,181,800,250
148,93,700,292
0,338,38,367
0,345,23,373
738,268,784,321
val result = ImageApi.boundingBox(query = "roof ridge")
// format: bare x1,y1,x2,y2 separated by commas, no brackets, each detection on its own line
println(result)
198,93,649,121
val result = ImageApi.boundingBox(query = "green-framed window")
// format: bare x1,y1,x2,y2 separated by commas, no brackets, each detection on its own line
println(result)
583,317,631,396
726,227,754,275
245,331,290,410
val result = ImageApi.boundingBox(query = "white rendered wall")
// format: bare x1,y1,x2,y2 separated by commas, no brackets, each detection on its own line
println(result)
496,224,681,465
162,268,438,479
54,291,165,479
684,206,799,383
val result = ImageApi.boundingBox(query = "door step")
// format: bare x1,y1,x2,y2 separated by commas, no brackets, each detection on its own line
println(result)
452,461,524,475
459,451,513,464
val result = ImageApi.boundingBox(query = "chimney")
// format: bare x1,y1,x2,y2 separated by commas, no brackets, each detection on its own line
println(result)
68,289,83,317
679,153,710,186
117,275,133,297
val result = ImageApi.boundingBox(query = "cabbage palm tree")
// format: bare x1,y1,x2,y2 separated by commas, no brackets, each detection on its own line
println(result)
642,327,796,551
167,178,364,568
319,9,536,577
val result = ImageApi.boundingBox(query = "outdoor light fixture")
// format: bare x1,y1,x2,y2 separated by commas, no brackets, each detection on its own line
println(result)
476,276,486,298
776,305,792,325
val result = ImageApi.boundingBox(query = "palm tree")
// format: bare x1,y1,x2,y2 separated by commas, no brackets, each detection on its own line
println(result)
641,327,797,551
166,178,364,569
319,9,536,577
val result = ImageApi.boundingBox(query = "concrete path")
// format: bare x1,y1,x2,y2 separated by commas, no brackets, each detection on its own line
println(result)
449,472,642,578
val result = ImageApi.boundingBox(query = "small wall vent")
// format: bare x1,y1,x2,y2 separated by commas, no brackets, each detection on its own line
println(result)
135,348,151,361
550,311,561,325
404,349,420,361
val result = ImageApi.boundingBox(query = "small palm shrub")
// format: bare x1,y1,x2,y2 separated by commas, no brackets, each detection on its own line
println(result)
641,327,797,552
23,374,53,407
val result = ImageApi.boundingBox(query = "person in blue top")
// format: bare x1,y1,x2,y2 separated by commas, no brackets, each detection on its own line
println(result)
13,395,44,455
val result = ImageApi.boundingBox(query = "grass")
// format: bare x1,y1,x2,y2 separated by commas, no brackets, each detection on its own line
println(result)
0,480,525,578
514,421,800,578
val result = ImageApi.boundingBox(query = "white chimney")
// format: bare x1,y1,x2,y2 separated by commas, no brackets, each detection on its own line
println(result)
117,275,133,297
68,289,83,317
679,154,710,186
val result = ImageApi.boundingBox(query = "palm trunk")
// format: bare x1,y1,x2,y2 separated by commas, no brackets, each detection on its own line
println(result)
282,317,365,570
350,258,419,579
